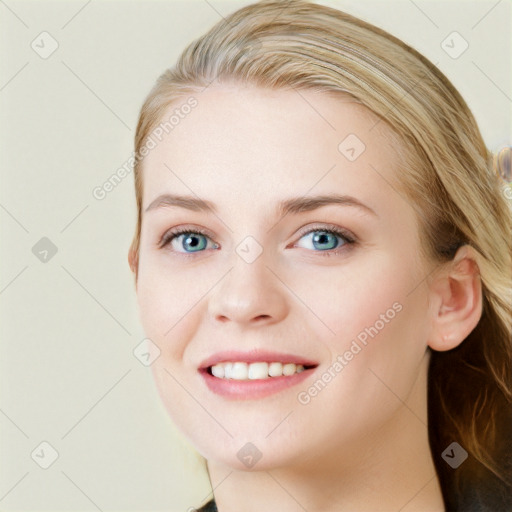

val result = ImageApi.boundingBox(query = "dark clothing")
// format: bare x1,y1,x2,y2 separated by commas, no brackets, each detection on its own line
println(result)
196,498,217,512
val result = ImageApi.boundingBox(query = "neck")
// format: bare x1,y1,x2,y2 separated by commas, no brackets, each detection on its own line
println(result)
206,353,444,512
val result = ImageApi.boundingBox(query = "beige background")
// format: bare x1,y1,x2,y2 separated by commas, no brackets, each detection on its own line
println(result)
0,0,510,510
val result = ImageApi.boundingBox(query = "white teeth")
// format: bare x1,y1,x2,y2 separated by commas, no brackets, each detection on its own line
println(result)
248,362,268,379
232,362,248,380
268,362,283,377
209,362,306,380
282,363,296,376
211,365,225,378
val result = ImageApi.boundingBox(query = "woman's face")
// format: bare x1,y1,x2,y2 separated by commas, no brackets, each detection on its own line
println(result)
134,83,434,471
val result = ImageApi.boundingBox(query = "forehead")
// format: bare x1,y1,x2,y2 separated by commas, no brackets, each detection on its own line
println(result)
140,84,404,219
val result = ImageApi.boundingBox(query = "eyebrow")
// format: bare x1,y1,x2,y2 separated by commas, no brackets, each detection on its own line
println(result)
144,193,378,217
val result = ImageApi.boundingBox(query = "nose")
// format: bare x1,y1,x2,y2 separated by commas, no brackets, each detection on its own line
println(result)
207,250,289,326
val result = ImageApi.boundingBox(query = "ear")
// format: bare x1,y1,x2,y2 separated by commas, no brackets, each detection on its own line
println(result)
128,246,138,276
427,245,483,352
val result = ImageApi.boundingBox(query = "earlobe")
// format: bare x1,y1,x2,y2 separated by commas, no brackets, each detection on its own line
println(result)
427,246,483,352
128,247,138,274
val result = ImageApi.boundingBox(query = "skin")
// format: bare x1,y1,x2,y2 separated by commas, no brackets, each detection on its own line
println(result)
129,83,482,511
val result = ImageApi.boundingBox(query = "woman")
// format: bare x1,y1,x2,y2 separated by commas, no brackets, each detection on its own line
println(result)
128,1,511,510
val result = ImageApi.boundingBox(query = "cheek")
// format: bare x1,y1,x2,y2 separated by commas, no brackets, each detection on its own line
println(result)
136,252,219,366
310,249,429,394
136,256,187,357
136,278,174,343
300,250,406,339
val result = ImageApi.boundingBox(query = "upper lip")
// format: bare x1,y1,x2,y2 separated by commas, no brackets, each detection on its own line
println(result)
199,350,319,370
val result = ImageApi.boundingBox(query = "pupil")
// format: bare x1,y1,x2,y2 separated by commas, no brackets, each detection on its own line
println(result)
187,235,199,247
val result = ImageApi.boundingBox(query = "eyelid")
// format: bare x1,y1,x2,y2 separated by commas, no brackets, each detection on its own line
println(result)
158,225,215,249
293,223,356,243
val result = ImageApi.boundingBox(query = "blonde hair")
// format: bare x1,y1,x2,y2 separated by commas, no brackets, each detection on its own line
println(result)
129,1,512,507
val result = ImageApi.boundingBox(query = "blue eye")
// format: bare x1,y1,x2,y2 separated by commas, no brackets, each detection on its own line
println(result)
160,225,355,256
296,228,352,252
161,228,218,254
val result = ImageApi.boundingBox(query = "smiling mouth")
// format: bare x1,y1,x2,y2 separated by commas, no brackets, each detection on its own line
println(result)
198,350,319,399
205,361,317,380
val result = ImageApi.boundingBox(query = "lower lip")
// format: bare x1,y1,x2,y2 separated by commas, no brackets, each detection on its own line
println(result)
199,368,315,400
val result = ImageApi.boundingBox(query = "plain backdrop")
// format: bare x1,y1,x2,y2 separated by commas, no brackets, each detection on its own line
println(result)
0,0,510,510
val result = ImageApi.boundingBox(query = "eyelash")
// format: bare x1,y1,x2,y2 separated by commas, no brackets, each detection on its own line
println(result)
159,224,356,258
